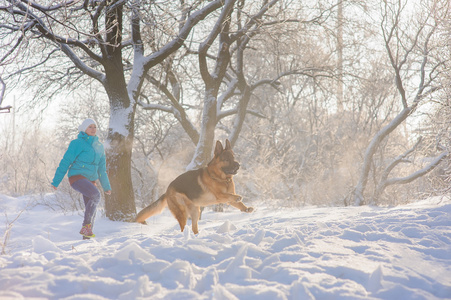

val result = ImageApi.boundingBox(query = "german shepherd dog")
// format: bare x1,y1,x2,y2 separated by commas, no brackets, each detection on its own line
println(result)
135,140,253,234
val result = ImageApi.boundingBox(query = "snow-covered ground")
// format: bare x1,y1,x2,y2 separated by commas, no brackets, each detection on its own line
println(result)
1,194,450,300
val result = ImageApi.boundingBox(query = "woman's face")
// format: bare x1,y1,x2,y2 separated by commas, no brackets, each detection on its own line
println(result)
85,124,97,136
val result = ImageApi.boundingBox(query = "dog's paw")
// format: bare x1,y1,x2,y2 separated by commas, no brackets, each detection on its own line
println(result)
244,207,254,213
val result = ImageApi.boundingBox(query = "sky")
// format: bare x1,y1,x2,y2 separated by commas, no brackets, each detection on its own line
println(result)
1,193,450,299
0,92,58,134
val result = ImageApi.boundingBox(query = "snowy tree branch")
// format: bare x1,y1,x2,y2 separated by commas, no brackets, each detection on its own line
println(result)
137,101,173,113
59,44,105,83
143,0,225,71
385,151,449,187
218,108,265,120
198,0,236,85
128,0,226,106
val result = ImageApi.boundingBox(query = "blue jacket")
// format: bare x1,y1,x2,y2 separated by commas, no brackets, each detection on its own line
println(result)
52,132,111,191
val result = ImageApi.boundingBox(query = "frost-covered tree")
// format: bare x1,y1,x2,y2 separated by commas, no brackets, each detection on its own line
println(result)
352,0,450,205
138,0,338,169
0,0,227,221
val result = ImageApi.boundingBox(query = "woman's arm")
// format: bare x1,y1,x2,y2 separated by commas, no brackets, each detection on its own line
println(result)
98,151,112,192
51,140,82,188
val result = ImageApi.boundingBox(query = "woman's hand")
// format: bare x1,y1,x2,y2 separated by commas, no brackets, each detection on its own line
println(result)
51,185,57,191
105,190,112,195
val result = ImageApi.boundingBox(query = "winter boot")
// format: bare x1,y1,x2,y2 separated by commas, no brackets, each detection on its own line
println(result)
80,224,95,238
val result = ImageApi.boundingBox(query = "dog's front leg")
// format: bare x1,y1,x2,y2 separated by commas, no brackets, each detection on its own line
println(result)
189,205,201,234
229,201,254,213
216,192,242,203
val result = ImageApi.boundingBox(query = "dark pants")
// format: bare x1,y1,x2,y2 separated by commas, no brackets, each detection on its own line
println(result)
71,179,100,226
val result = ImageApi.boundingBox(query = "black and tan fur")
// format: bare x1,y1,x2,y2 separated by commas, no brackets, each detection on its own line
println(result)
135,140,253,234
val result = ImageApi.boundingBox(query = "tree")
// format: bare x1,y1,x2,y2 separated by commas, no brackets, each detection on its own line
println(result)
139,0,339,171
352,0,449,205
1,0,228,221
0,16,18,113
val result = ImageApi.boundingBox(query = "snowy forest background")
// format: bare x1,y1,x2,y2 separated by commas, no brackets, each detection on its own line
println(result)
1,0,451,217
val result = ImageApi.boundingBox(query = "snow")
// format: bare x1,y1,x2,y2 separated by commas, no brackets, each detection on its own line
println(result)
108,105,133,138
1,194,451,299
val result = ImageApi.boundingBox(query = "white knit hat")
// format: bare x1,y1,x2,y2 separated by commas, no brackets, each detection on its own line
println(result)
78,118,97,132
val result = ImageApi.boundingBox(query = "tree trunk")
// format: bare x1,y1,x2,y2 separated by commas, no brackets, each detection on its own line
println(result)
188,0,234,169
102,4,136,220
103,70,137,219
104,107,136,221
105,132,136,221
187,90,218,170
336,0,344,113
353,108,411,205
229,85,251,146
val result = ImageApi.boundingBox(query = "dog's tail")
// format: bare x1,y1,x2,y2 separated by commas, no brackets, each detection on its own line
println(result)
135,194,167,224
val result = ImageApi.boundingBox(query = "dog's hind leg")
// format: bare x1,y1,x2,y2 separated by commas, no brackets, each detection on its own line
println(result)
167,194,188,232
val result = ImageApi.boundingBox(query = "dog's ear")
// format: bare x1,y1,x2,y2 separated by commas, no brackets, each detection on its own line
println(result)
225,139,232,151
214,140,224,157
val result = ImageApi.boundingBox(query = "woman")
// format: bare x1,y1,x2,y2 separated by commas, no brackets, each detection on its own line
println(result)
51,118,111,239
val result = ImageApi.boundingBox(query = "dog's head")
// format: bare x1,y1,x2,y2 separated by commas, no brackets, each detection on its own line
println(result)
210,139,240,176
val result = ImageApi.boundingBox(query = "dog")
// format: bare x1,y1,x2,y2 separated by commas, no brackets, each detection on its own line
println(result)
135,139,253,234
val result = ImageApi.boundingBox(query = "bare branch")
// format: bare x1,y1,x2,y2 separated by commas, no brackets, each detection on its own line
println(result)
141,75,200,144
0,33,23,65
0,77,5,107
6,0,104,62
385,151,449,186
